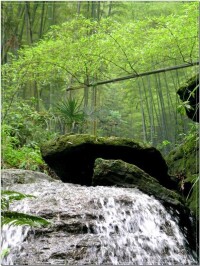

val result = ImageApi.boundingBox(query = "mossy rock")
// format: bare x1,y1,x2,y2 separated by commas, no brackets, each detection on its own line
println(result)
177,74,199,122
41,134,174,188
184,174,199,216
167,132,198,176
166,134,199,219
93,158,184,207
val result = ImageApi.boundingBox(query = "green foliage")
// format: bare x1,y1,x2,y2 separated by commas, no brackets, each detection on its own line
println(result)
2,211,50,227
177,101,192,116
179,123,199,153
55,97,85,132
1,248,10,260
157,140,171,149
2,124,44,171
1,190,35,211
2,100,56,147
186,175,199,202
1,2,198,163
1,98,58,171
1,190,50,227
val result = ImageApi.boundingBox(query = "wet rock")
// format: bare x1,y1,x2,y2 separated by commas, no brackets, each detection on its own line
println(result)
1,169,55,187
2,181,198,265
41,134,174,189
92,158,198,251
177,75,199,122
92,158,184,207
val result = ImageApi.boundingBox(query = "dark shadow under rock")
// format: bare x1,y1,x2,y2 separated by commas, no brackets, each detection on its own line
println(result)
41,134,175,189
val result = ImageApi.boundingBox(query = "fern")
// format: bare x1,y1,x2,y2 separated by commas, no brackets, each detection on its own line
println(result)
1,190,35,211
1,248,10,259
1,211,50,227
1,190,50,227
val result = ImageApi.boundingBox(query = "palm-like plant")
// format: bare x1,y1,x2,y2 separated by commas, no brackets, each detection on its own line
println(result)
55,97,85,132
1,190,50,227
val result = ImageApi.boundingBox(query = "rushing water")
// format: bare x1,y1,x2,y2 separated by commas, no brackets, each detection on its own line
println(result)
1,180,198,265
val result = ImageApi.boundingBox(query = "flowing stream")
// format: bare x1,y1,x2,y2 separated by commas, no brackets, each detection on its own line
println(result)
1,180,198,265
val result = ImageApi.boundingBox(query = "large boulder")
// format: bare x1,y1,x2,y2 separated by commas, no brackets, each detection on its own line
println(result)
177,75,199,122
92,158,183,208
41,134,174,188
1,169,55,187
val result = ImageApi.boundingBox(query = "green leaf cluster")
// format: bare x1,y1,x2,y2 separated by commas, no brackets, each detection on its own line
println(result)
2,124,45,171
55,97,85,131
1,190,50,227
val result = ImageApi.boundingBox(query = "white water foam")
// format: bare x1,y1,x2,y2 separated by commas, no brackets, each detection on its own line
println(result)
89,192,196,265
1,181,198,265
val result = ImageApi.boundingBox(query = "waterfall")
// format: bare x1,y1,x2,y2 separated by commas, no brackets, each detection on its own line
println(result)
1,225,30,265
1,181,198,265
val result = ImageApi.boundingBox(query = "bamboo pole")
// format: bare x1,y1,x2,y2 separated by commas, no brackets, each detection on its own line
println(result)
66,61,199,91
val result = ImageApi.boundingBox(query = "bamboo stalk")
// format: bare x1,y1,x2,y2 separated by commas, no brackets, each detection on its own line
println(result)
67,61,199,91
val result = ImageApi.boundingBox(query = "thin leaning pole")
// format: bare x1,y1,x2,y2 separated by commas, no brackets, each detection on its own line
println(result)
66,61,199,91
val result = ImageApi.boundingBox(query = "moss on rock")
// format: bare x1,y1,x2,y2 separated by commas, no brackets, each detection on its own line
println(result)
177,74,199,122
166,133,199,219
93,158,184,207
41,134,173,188
41,134,149,156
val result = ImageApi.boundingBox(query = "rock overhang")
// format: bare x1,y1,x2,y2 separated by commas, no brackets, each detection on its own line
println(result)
41,134,174,188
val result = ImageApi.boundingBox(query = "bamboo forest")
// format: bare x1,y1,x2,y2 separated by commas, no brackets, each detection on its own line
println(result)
1,1,199,265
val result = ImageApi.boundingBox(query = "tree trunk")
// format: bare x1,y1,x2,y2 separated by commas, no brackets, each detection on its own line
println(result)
77,1,81,15
86,1,90,18
97,1,101,21
137,79,147,142
91,1,96,19
146,75,156,144
92,86,97,135
25,2,33,44
39,2,45,38
108,1,112,16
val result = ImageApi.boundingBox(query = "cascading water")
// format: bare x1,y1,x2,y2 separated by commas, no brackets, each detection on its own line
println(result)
1,180,198,265
1,225,30,265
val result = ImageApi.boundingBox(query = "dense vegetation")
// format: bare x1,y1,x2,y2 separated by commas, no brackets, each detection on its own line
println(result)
1,1,199,171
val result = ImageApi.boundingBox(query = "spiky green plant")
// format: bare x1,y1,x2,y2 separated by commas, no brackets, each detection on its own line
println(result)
55,97,84,132
1,190,50,227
